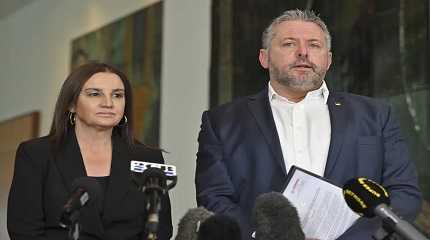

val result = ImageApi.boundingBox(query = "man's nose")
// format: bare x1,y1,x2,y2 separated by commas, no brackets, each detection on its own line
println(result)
296,43,308,58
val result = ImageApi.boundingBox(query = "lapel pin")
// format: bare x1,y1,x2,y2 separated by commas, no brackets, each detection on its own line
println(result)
335,102,342,106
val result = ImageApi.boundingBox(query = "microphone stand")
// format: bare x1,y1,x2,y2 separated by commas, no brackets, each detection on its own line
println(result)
373,223,401,240
144,177,164,240
132,167,178,240
60,209,82,240
69,221,81,240
373,204,428,240
60,210,81,240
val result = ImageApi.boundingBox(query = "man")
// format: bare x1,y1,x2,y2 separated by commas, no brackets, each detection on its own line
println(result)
195,9,421,240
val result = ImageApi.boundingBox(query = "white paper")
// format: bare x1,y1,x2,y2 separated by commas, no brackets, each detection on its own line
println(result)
283,168,360,240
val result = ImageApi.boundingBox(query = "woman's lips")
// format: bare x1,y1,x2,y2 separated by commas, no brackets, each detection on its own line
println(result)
96,112,115,117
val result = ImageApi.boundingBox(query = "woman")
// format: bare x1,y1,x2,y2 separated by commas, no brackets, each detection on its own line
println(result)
7,63,173,240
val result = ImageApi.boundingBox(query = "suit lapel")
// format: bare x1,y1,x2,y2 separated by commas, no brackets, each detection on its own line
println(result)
55,130,87,192
247,89,287,174
102,134,131,221
324,93,349,178
54,130,105,238
246,89,349,178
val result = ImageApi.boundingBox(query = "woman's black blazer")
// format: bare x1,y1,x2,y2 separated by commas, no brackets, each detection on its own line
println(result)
7,131,173,240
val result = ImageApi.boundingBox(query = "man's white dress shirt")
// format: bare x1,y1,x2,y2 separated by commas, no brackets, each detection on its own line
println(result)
268,81,331,176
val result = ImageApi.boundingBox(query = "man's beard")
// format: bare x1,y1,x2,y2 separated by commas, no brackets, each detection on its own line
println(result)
269,58,326,92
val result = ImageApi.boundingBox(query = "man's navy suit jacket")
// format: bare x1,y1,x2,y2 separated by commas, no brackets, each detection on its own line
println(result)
195,88,421,240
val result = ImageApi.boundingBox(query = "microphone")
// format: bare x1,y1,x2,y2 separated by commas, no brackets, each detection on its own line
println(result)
175,207,214,240
130,160,178,179
197,214,242,240
343,178,428,240
252,192,305,240
131,161,178,240
59,177,102,228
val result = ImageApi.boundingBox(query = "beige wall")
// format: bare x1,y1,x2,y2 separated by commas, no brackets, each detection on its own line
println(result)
0,0,210,238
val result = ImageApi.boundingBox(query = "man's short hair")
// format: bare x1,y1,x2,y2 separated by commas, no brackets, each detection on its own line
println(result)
262,9,332,50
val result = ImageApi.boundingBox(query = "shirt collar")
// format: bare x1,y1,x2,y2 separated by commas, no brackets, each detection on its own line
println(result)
268,80,330,104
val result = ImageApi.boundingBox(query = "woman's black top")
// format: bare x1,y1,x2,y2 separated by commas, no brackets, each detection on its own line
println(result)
7,131,173,240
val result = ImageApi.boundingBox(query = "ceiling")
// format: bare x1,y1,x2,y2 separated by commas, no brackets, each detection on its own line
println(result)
0,0,38,20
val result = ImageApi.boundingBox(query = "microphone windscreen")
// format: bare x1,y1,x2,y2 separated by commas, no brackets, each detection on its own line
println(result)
197,214,242,240
71,177,102,207
253,192,304,240
175,207,214,240
133,167,167,189
342,177,390,217
142,167,166,179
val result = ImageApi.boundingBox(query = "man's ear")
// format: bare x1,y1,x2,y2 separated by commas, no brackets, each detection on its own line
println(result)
326,51,332,70
259,49,269,69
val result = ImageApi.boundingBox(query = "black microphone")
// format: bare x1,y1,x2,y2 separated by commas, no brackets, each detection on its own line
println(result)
175,207,214,240
252,192,305,240
197,214,242,240
131,164,177,240
343,178,428,240
137,167,165,240
130,161,178,239
60,177,102,228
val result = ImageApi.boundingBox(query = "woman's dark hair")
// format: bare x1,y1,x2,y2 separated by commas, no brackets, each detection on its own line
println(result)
49,62,134,147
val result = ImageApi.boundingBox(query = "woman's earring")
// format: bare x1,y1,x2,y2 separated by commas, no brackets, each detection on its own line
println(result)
118,115,128,127
69,112,76,126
